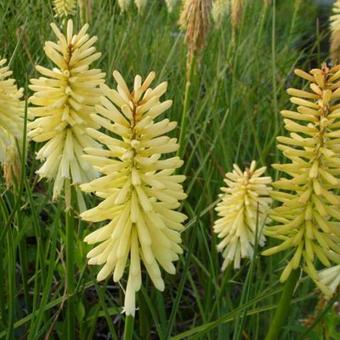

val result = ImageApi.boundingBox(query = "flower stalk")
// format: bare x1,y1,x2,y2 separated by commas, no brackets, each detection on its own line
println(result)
265,269,300,340
65,181,76,338
123,315,134,340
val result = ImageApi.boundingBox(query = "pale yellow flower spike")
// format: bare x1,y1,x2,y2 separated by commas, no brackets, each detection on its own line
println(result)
165,0,177,13
135,0,147,13
213,161,272,270
212,0,229,27
263,64,340,284
53,0,77,17
0,59,24,187
330,0,340,63
118,0,131,12
29,19,105,199
80,71,188,316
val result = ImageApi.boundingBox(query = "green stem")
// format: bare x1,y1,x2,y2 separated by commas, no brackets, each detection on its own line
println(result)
178,53,196,158
65,188,75,339
265,270,300,340
123,315,134,340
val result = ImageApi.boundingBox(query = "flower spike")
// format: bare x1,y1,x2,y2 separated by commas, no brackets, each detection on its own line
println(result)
29,19,105,199
53,0,77,18
330,0,340,63
263,64,340,284
0,59,24,187
80,71,187,316
213,161,272,270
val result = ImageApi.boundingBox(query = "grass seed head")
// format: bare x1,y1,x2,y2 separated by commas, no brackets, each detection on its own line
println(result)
0,59,24,187
80,71,187,317
213,161,272,270
263,64,340,284
28,19,105,199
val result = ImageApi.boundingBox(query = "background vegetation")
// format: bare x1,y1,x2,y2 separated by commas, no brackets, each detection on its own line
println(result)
0,0,339,338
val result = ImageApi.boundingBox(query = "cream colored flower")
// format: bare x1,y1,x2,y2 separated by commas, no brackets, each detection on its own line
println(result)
29,20,105,199
80,71,187,316
118,0,131,12
316,265,340,298
330,0,340,32
330,0,340,63
212,0,229,26
135,0,147,13
213,161,272,270
53,0,77,17
263,65,340,283
165,0,177,13
0,58,24,187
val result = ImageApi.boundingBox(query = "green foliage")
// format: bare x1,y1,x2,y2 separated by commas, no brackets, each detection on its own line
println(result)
0,0,335,339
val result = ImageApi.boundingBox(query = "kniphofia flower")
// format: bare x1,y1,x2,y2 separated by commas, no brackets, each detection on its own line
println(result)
118,0,131,12
212,0,229,27
135,0,147,13
80,71,187,316
29,20,105,199
53,0,77,17
0,58,24,187
213,161,272,270
263,65,340,283
330,0,340,63
165,0,177,13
